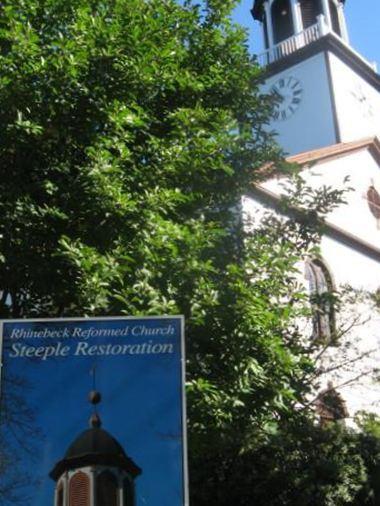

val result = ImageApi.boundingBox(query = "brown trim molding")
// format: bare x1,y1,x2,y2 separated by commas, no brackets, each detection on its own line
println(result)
257,137,380,179
287,137,380,166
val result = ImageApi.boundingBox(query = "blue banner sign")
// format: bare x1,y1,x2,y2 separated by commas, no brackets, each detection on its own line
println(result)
0,316,187,506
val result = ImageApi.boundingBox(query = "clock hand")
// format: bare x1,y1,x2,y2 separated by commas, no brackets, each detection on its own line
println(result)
272,88,284,102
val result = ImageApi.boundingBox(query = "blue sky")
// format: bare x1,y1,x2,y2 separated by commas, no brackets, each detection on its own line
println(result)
1,318,185,506
232,0,380,68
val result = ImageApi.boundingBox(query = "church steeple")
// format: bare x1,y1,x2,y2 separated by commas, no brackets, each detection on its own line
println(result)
252,0,349,65
251,0,379,156
50,389,141,506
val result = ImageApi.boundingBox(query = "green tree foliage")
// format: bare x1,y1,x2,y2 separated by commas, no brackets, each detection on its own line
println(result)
0,0,379,504
0,0,278,317
193,420,368,506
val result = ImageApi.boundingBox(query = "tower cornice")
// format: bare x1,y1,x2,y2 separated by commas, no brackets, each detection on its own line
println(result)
260,33,380,92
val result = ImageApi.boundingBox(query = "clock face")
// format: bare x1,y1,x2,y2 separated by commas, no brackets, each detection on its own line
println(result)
271,76,303,121
350,83,373,118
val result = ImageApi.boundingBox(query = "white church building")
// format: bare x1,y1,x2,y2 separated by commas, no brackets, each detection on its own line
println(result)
244,0,380,422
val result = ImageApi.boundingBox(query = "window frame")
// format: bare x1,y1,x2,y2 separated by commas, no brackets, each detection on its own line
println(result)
305,257,336,343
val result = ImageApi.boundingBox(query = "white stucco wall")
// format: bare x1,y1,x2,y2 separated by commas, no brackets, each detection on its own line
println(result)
263,149,380,252
242,147,380,420
320,234,380,291
329,52,380,143
261,53,337,156
318,235,380,418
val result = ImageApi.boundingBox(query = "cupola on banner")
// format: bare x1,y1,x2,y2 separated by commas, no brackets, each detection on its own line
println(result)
0,316,187,506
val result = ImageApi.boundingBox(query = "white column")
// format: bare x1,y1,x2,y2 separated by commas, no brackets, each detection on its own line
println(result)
320,0,332,30
337,2,349,43
264,1,275,49
118,471,124,506
290,0,302,34
317,13,329,37
64,473,69,506
295,1,303,31
89,468,96,506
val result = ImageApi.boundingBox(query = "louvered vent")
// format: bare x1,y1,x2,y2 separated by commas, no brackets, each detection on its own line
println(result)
272,0,293,44
69,472,90,506
300,0,323,29
96,471,118,506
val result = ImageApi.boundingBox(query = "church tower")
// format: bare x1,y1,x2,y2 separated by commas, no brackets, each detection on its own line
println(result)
252,0,380,155
246,1,380,420
50,390,141,506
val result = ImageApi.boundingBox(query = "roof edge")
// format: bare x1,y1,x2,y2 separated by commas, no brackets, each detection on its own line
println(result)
50,453,142,481
287,137,380,167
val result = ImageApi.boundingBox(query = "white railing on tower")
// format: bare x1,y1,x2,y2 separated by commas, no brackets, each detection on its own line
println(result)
256,21,322,67
256,14,377,72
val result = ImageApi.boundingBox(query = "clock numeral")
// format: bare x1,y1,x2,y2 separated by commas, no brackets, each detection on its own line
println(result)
292,98,301,105
273,111,280,120
281,110,287,120
279,79,285,88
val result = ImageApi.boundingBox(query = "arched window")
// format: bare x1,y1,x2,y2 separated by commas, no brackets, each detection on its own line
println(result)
97,471,118,506
57,483,64,506
299,0,323,29
123,477,134,506
329,0,341,36
271,0,294,44
305,258,335,341
69,471,90,506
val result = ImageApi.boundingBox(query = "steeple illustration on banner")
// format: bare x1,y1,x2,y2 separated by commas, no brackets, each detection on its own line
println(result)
50,388,141,506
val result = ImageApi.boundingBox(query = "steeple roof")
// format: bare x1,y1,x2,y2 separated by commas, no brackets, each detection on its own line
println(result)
49,388,142,481
65,427,129,461
50,427,142,481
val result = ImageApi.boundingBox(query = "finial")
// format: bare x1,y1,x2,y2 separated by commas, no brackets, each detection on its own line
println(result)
88,390,102,428
89,412,102,428
88,365,102,428
89,390,101,405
